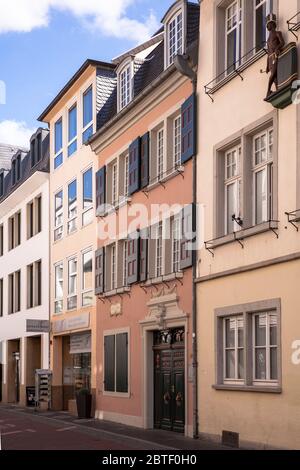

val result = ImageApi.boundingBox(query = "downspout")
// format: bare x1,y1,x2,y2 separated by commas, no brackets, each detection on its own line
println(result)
174,53,198,439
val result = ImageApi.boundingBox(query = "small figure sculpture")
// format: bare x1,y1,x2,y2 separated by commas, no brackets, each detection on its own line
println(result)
266,14,285,98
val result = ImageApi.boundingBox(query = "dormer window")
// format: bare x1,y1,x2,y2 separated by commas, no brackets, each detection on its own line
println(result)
118,62,132,111
168,11,183,66
31,132,42,168
0,171,4,197
11,154,21,186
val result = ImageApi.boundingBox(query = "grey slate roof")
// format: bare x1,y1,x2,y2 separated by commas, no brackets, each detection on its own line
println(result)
0,129,50,205
0,143,28,171
95,1,199,132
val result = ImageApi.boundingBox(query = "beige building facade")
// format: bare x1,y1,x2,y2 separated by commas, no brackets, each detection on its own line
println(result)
197,0,300,449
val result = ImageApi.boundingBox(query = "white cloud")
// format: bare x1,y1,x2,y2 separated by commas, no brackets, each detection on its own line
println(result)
0,120,35,148
0,0,159,42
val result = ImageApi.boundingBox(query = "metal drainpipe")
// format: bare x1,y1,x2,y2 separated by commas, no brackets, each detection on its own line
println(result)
174,56,199,439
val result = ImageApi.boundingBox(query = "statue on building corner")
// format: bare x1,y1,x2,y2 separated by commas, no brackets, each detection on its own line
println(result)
265,14,285,98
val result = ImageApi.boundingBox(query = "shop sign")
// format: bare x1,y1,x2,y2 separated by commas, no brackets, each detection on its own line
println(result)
70,333,91,354
26,320,50,333
52,313,90,334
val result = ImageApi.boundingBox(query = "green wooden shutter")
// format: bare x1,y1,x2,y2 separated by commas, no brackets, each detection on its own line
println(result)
116,333,128,393
104,335,115,392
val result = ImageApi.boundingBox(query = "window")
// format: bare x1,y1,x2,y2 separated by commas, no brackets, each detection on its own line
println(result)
83,86,93,144
82,168,93,226
36,133,42,163
123,240,128,286
11,160,16,185
54,262,63,314
254,0,268,51
16,155,21,181
157,128,164,180
27,195,42,239
172,216,181,273
68,257,77,310
82,250,93,307
111,244,117,290
27,260,42,309
68,104,77,157
30,139,36,168
225,0,242,73
112,162,118,206
215,300,280,390
119,65,131,110
253,129,273,225
225,146,241,234
173,115,181,167
104,332,128,394
0,279,3,317
54,190,63,241
253,312,278,382
0,224,3,256
8,270,21,314
0,172,3,197
167,11,183,67
8,211,21,250
223,316,244,381
68,180,77,234
54,118,63,169
156,222,163,277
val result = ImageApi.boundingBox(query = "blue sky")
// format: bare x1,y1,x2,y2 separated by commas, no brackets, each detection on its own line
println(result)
0,0,175,147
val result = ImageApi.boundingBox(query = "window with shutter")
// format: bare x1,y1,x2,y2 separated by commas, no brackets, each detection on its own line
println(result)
128,138,141,195
140,132,149,189
116,333,128,393
180,203,196,270
181,94,196,164
127,232,139,285
139,228,148,282
95,247,105,295
104,335,115,392
96,166,106,215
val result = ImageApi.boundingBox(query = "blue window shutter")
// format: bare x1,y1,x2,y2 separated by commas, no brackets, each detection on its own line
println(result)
127,232,140,285
180,203,196,270
95,247,105,295
140,132,149,189
96,166,106,215
181,93,196,164
128,138,141,195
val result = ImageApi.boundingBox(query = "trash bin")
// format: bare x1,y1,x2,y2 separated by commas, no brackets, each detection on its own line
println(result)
26,386,36,407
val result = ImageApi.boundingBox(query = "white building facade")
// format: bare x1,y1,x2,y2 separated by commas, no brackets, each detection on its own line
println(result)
0,129,50,405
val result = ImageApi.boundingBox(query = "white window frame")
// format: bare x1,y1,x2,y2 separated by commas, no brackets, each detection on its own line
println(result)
157,127,164,180
54,190,63,242
103,328,130,398
82,166,93,227
67,179,77,235
223,316,244,384
224,145,241,234
172,215,181,273
81,249,93,307
67,103,77,157
155,221,163,277
252,311,278,385
54,262,63,314
111,244,117,290
252,128,273,225
67,257,77,310
54,117,63,169
112,162,118,206
254,0,271,50
82,85,94,139
225,0,243,72
173,115,182,168
167,10,183,67
119,63,132,111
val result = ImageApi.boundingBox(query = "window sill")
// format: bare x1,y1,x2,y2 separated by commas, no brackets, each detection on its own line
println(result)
98,197,132,217
213,384,282,394
102,391,130,398
143,272,183,287
146,166,185,193
102,286,131,298
205,221,279,251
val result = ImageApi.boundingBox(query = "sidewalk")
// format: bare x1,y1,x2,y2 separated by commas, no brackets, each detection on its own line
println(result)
0,404,234,451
